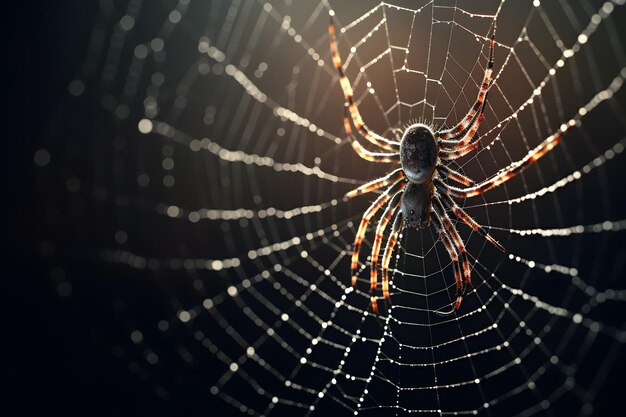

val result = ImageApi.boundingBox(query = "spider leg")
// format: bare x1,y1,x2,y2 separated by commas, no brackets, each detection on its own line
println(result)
431,210,465,314
329,19,400,152
371,296,379,314
351,140,399,163
343,105,400,163
438,33,495,140
351,179,406,286
391,127,404,141
441,120,577,198
437,165,474,186
381,211,403,299
344,168,404,201
439,140,480,161
434,179,506,252
439,113,485,149
433,195,472,294
437,40,493,151
370,190,403,291
439,33,495,139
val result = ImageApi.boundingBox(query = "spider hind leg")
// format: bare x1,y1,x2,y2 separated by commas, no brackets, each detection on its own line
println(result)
432,210,466,315
350,180,406,287
434,179,506,253
381,212,403,300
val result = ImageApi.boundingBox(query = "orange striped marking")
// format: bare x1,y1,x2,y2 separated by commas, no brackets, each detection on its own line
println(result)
371,297,378,314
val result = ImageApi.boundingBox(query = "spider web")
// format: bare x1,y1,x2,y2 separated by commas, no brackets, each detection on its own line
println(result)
34,0,626,415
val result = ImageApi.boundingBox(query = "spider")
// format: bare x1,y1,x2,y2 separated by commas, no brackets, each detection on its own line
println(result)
330,20,576,314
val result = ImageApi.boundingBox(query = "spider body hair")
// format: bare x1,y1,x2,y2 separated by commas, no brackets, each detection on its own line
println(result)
400,123,438,184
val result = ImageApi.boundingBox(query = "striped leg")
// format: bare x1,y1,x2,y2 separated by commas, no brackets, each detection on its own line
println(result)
439,140,480,161
344,106,400,163
370,190,403,291
433,196,471,290
371,296,379,314
439,113,485,149
351,140,399,162
434,179,506,252
439,33,495,141
344,168,404,200
350,180,406,286
437,165,474,186
442,120,577,198
431,210,465,313
329,19,400,151
381,212,403,299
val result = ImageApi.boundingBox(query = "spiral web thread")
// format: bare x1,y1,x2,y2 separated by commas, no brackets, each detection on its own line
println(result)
56,0,626,415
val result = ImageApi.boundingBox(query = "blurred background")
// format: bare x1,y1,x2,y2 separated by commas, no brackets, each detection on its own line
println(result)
4,1,626,416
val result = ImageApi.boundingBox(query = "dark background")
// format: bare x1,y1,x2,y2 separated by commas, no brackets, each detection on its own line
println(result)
3,2,138,415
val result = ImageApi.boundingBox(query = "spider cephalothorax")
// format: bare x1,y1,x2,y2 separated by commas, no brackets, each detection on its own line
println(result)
331,19,577,314
400,124,438,184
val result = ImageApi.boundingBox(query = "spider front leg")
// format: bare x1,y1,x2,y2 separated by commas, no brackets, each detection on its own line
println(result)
350,180,406,286
343,106,400,163
439,33,495,141
454,114,485,148
439,140,480,161
329,19,400,152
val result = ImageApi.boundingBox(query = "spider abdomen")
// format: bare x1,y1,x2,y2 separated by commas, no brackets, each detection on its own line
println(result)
401,181,433,229
400,124,437,184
